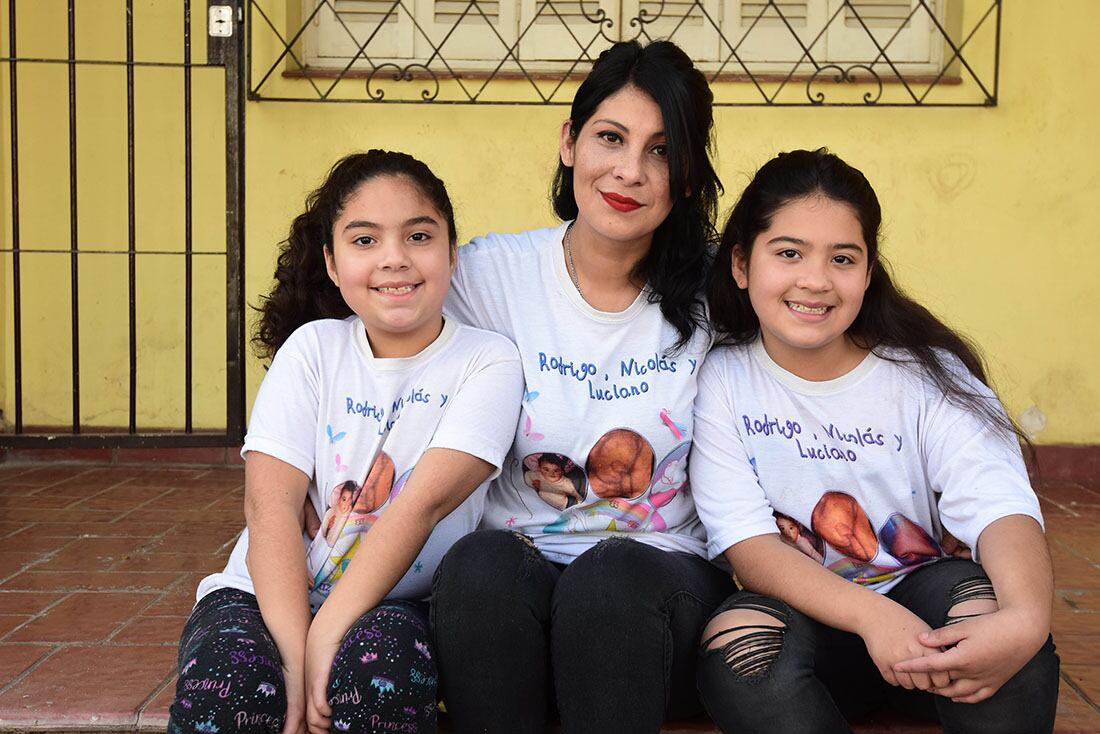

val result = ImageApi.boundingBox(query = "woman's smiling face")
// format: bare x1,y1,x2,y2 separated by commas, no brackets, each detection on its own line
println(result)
560,84,674,250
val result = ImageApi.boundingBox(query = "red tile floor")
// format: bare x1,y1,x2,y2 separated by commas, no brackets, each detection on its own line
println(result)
0,463,1097,732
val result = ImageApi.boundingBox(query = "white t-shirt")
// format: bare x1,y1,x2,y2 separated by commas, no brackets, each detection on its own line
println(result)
690,339,1043,593
445,223,711,563
197,316,524,611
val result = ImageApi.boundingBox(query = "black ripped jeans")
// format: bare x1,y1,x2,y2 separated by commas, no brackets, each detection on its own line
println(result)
430,529,735,734
697,558,1060,734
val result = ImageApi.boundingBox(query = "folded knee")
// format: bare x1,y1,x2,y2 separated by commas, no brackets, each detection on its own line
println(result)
436,530,540,586
946,576,998,626
701,606,787,680
562,537,661,594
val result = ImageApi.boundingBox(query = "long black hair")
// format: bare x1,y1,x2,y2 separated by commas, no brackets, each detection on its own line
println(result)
252,150,456,361
708,148,1029,445
552,40,721,351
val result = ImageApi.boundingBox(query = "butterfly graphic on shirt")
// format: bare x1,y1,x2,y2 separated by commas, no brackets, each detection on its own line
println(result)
523,415,545,441
326,424,347,444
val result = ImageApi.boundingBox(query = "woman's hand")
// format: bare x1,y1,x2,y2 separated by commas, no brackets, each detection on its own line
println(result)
859,599,950,692
893,607,1047,703
281,664,308,734
302,496,321,540
303,627,343,734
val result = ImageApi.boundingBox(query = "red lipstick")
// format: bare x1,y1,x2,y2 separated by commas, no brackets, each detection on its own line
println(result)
601,191,642,213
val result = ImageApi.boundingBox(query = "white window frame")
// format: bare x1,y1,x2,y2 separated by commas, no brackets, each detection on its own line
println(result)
301,0,952,77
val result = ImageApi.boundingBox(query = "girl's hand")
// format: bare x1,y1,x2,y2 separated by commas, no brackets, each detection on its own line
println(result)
859,600,950,692
303,632,341,734
893,608,1047,703
281,665,308,734
940,531,973,560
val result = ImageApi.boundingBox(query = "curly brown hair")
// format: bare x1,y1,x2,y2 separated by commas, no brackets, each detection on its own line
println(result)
252,150,456,361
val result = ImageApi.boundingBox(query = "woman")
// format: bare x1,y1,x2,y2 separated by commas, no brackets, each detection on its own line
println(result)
431,40,734,733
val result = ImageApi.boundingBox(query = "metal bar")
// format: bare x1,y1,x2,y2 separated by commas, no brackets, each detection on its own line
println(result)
992,0,1001,106
0,57,220,69
184,0,193,433
0,248,226,255
68,0,80,434
916,0,998,105
0,432,240,449
127,0,137,434
245,0,252,95
249,0,327,99
242,0,999,108
7,0,22,433
225,0,247,442
242,95,996,107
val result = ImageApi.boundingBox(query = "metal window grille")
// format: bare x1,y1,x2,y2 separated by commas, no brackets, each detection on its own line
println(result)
0,0,247,447
249,0,1001,105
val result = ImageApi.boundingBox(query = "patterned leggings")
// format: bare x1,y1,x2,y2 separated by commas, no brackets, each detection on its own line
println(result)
169,588,437,733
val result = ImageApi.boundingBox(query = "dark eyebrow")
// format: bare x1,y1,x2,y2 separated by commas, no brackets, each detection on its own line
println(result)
766,235,806,246
342,215,440,232
765,236,864,252
592,118,666,139
343,220,378,231
832,243,864,253
592,118,628,133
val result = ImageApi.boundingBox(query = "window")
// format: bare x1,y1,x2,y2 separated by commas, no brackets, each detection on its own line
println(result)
300,0,954,77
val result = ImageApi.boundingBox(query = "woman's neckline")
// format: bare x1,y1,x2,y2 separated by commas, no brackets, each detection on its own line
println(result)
550,220,650,323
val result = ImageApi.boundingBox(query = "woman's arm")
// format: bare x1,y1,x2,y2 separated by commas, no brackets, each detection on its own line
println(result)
244,451,313,734
727,534,946,691
893,514,1052,702
303,448,495,732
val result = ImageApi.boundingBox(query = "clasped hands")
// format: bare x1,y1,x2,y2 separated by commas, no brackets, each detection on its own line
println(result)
866,603,1045,704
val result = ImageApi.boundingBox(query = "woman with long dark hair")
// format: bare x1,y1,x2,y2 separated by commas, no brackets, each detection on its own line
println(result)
430,40,735,732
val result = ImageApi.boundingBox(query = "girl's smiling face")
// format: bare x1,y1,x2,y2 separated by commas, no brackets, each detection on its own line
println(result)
733,195,872,380
325,174,455,358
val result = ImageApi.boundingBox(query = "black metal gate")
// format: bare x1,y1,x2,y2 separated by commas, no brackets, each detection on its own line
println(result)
0,0,246,447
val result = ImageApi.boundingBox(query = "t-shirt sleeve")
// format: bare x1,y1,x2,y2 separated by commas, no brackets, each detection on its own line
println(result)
241,329,321,479
920,362,1043,560
427,336,524,480
689,352,781,559
445,238,501,333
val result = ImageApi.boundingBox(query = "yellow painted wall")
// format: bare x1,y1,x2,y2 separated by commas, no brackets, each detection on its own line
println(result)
0,0,228,431
2,1,1098,443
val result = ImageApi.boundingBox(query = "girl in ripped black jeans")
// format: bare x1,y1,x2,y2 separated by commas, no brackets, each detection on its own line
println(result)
689,149,1059,733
